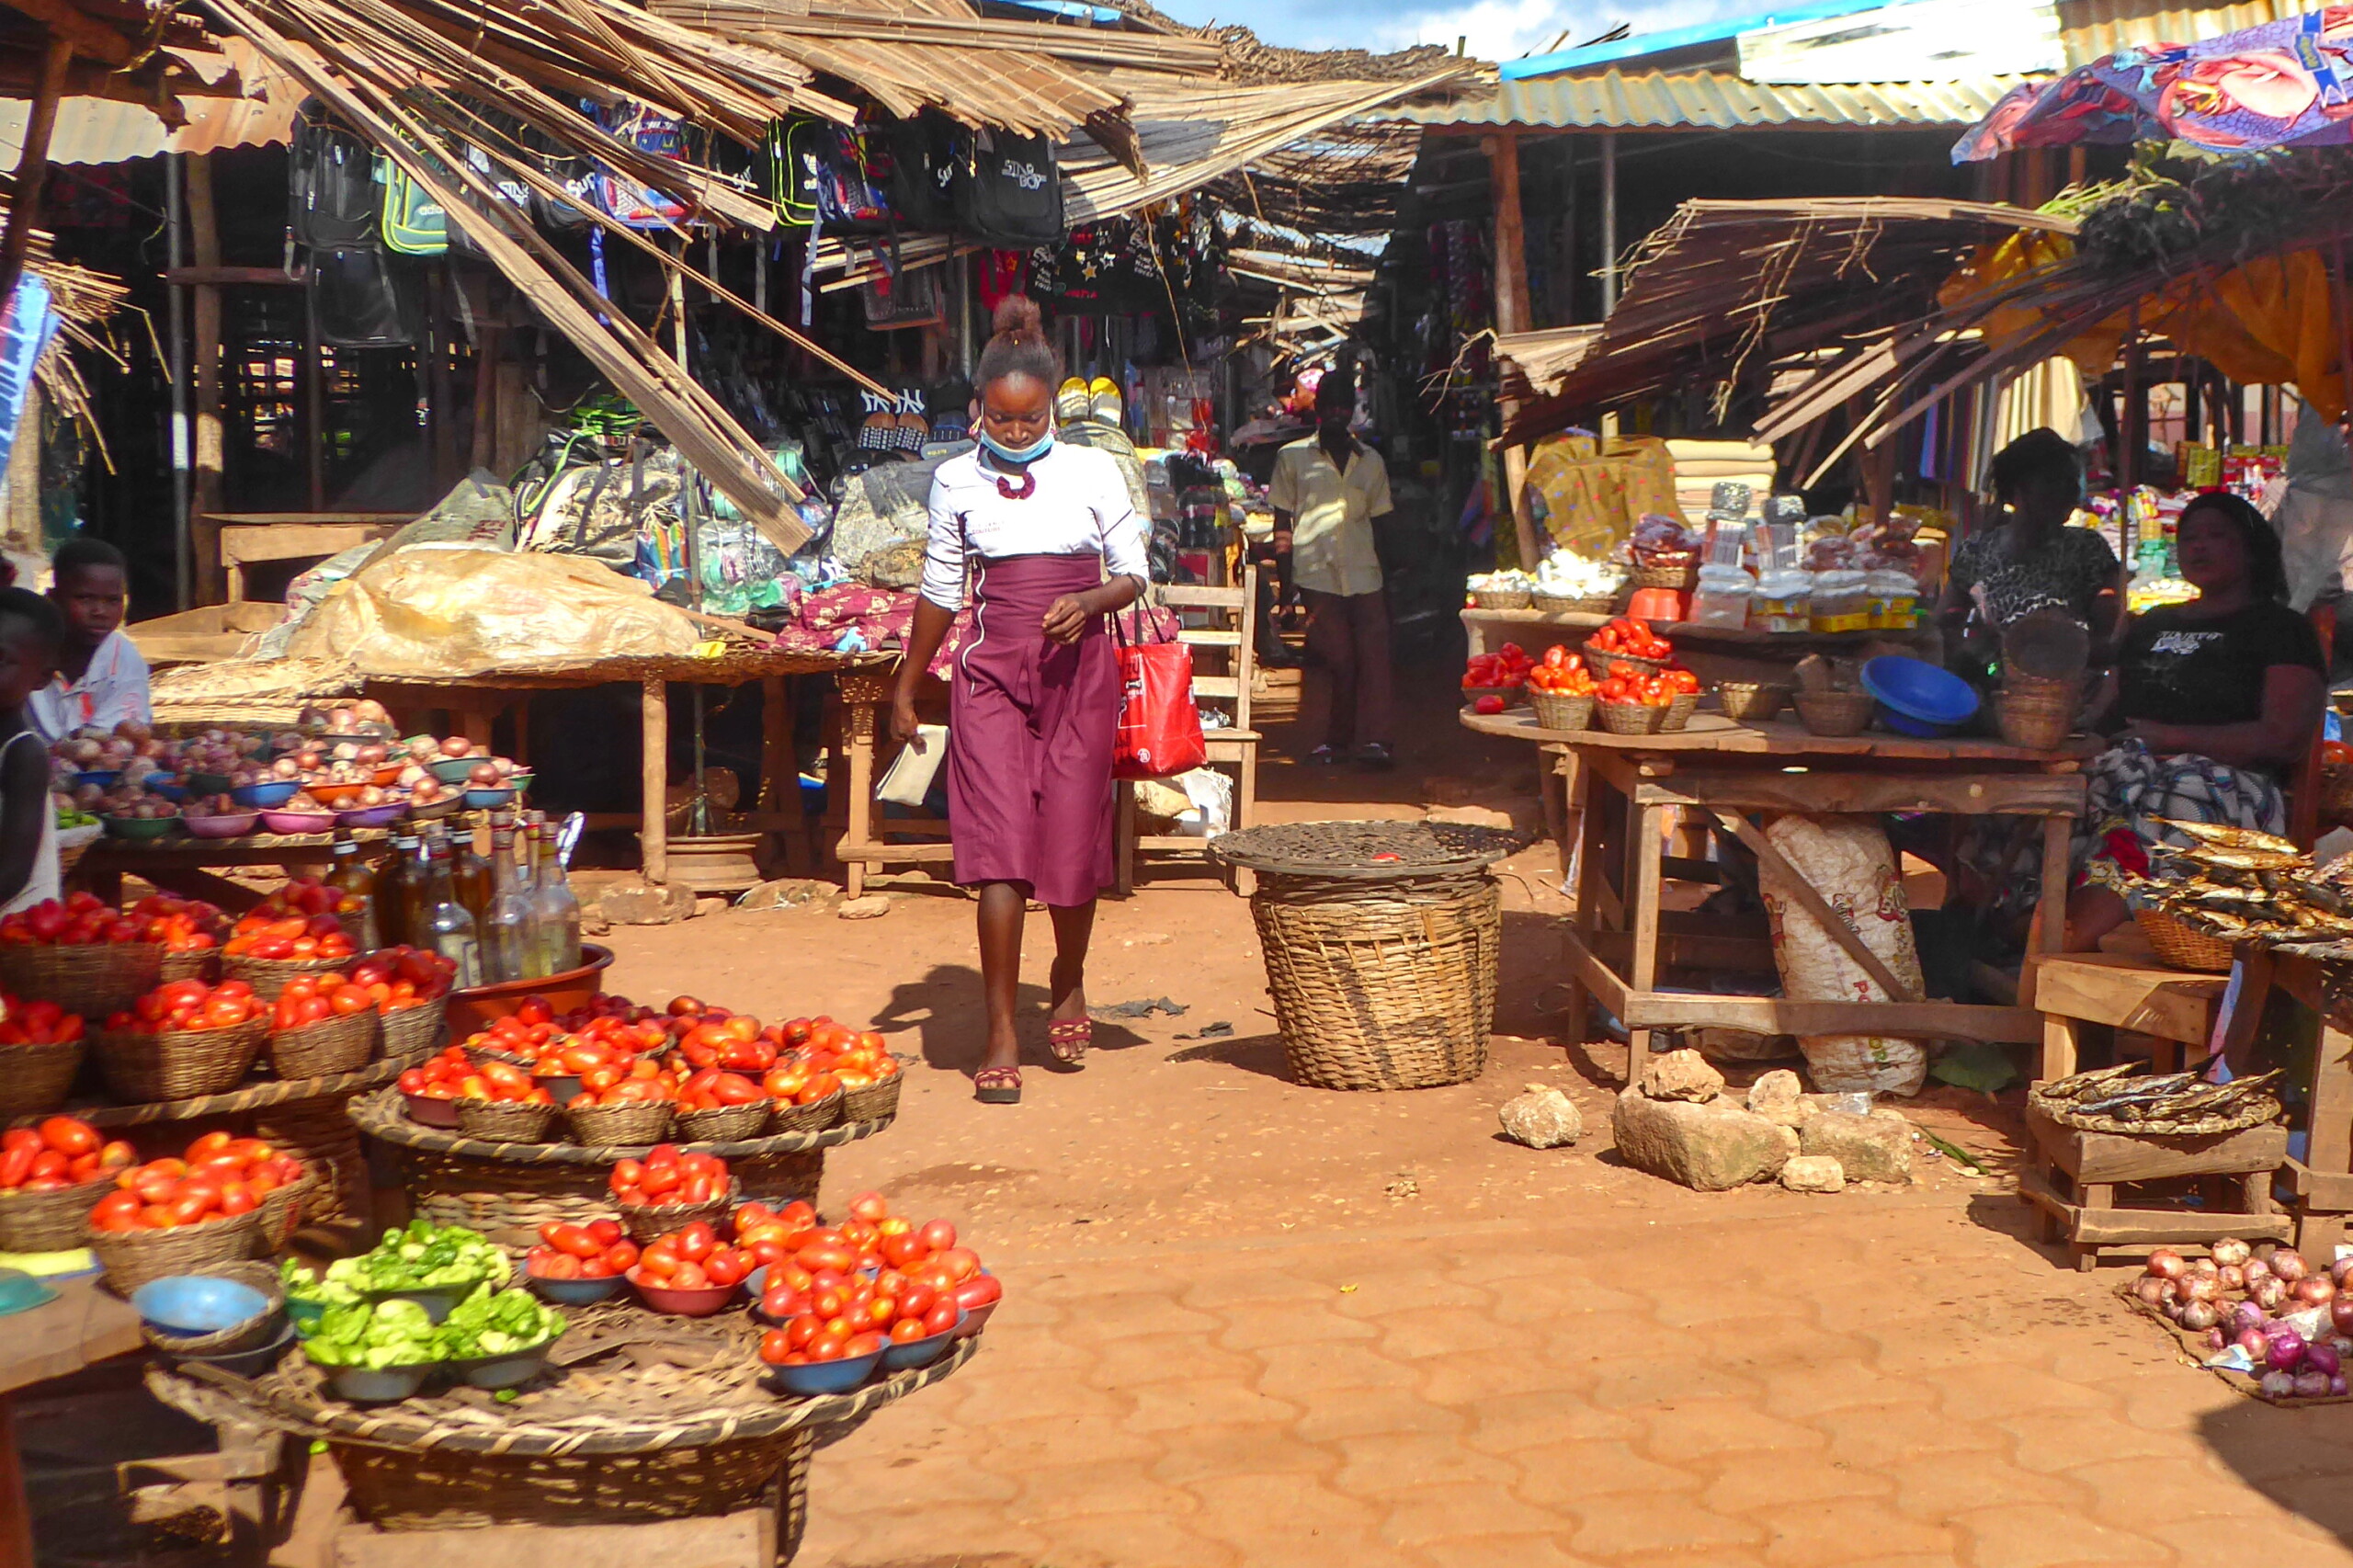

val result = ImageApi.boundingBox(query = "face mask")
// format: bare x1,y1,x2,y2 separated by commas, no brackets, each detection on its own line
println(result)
980,428,1053,465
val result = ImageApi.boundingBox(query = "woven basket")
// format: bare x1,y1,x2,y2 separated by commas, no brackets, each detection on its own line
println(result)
141,1260,286,1358
1252,876,1498,1091
94,1017,267,1103
770,1089,843,1133
267,1009,379,1080
456,1097,559,1144
1716,682,1790,723
0,942,163,1017
89,1207,264,1294
1597,700,1665,736
2136,908,2238,973
1662,691,1699,733
0,1036,84,1119
1631,558,1697,592
840,1074,903,1125
254,1096,370,1223
379,995,449,1058
0,1176,107,1252
255,1166,317,1253
1995,687,2076,753
1471,587,1532,610
157,949,220,986
620,1186,738,1244
225,953,351,1002
330,1430,812,1531
1529,691,1593,733
1531,592,1614,617
565,1099,676,1148
1581,643,1665,679
1793,690,1873,738
676,1102,770,1142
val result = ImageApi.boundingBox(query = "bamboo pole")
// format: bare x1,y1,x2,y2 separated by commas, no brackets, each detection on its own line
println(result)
1485,131,1540,573
642,678,668,887
188,153,226,604
0,34,72,310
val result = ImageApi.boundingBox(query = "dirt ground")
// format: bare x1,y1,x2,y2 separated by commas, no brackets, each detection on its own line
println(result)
23,664,2353,1567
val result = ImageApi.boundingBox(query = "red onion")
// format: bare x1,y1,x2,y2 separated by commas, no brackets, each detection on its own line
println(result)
2146,1248,2188,1280
2245,1256,2275,1285
2188,1256,2221,1279
2334,1375,2347,1397
2307,1341,2342,1379
2296,1367,2333,1399
2132,1276,2170,1308
2273,1249,2312,1284
2233,1300,2268,1336
2333,1299,2353,1338
2206,1327,2229,1351
2268,1327,2308,1372
2263,1369,2298,1399
2299,1277,2339,1307
2336,1256,2353,1288
2213,1238,2253,1268
2238,1327,2273,1359
2179,1299,2220,1333
2218,1265,2245,1291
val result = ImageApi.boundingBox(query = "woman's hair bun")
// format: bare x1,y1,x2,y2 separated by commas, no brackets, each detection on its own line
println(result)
991,294,1044,342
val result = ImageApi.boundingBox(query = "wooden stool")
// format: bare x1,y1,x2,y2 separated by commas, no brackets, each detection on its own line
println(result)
2029,951,2231,1084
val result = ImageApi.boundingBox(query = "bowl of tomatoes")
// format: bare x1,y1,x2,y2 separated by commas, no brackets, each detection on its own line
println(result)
1582,616,1673,677
523,1218,638,1305
628,1220,754,1315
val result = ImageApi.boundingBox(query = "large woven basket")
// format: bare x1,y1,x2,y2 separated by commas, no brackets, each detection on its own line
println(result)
1716,682,1790,723
0,1176,107,1252
620,1186,738,1244
1529,691,1593,733
1661,691,1699,733
90,1207,264,1293
456,1097,559,1143
157,949,221,985
1995,686,2076,753
676,1102,770,1142
94,1017,267,1103
2136,908,2238,973
225,953,350,1002
0,942,163,1017
379,995,449,1058
267,1009,378,1080
0,1036,84,1119
565,1099,676,1148
1631,557,1698,592
255,1166,318,1253
1793,690,1873,738
254,1096,371,1223
770,1089,843,1134
840,1074,902,1126
1582,643,1666,679
1532,592,1613,617
1471,587,1532,610
1597,700,1665,737
331,1430,813,1532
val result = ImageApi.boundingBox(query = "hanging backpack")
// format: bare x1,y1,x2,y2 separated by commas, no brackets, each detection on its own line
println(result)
589,102,689,230
956,128,1062,248
376,153,448,256
289,101,379,250
310,247,422,347
765,121,892,232
764,119,824,228
445,142,536,256
887,111,961,230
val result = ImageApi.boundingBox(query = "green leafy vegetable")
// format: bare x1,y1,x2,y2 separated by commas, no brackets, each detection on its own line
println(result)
437,1284,565,1359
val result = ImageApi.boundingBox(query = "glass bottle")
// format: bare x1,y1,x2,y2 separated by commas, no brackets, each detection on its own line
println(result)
482,824,537,985
453,820,495,926
529,810,584,977
323,834,381,952
377,829,421,948
421,827,483,989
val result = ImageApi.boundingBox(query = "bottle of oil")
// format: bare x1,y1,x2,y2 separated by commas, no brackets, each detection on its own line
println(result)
421,826,483,989
529,811,584,977
323,834,381,951
453,818,496,926
377,829,421,948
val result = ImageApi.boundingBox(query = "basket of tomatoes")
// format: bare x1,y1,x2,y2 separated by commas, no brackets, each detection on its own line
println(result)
454,1059,561,1143
131,894,228,984
1460,643,1534,706
364,948,458,1057
0,894,165,1017
1582,617,1674,678
1526,646,1597,733
0,1116,133,1251
221,882,362,999
0,994,86,1119
86,1143,289,1291
95,979,269,1103
611,1145,737,1242
267,971,381,1079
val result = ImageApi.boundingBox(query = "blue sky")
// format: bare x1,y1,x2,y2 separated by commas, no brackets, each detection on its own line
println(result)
1149,0,1757,61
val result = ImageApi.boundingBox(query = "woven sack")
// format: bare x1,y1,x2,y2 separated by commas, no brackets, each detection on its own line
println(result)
1756,813,1927,1095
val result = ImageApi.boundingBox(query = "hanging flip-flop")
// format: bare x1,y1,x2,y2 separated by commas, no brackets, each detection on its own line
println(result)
1048,1017,1091,1066
974,1064,1022,1104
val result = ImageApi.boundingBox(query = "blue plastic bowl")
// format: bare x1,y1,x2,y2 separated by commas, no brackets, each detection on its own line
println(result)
131,1275,273,1336
464,787,517,810
881,1312,966,1371
1861,655,1980,738
175,1322,294,1378
762,1346,883,1397
526,1271,626,1307
142,777,187,802
230,779,301,808
73,769,119,791
428,756,483,785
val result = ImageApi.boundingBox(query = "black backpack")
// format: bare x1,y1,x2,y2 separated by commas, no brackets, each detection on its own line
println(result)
311,247,422,347
955,129,1062,248
887,111,961,230
290,101,380,250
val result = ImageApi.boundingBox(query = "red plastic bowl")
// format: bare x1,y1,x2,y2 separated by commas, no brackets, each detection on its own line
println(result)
403,1092,460,1128
627,1267,737,1317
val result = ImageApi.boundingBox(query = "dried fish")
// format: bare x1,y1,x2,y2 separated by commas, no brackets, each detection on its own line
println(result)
2158,821,2302,854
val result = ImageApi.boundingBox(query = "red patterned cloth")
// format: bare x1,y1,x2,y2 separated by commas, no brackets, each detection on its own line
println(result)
772,581,1176,681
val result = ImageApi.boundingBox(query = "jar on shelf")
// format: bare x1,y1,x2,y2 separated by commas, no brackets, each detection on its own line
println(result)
1754,570,1813,633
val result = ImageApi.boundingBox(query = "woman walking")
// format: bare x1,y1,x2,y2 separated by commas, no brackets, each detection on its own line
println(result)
893,297,1149,1103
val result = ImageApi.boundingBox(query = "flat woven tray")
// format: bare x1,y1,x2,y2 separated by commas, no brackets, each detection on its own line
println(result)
348,1085,887,1161
1207,820,1527,881
10,1048,435,1131
151,1304,977,1454
2027,1085,2284,1137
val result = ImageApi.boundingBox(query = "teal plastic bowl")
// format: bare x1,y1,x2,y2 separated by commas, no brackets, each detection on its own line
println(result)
428,756,483,784
761,1346,883,1397
103,814,182,842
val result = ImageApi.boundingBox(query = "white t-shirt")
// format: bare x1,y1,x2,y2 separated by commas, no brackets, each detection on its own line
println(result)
919,442,1150,611
30,629,150,741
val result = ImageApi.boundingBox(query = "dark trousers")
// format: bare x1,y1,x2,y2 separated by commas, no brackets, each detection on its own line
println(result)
1303,588,1392,750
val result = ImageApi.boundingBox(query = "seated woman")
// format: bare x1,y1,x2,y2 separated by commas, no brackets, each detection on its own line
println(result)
1938,426,2123,676
2063,492,2327,950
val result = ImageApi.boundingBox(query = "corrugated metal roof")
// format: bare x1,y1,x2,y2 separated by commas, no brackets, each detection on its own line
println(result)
2054,0,2291,65
1370,69,2029,129
0,41,301,165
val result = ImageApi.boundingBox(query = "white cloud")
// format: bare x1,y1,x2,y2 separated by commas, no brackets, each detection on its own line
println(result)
1157,0,1760,62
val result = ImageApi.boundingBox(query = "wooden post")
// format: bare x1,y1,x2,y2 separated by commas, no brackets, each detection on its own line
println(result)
2120,308,2143,494
4,387,39,554
426,267,457,490
0,34,73,309
641,677,668,886
188,153,226,604
470,324,501,472
1484,131,1541,573
1599,131,1620,317
303,278,324,510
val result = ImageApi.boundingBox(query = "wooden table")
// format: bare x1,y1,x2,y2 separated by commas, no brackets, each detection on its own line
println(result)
203,513,413,603
1461,608,1930,687
1461,705,2093,1082
1,1278,142,1568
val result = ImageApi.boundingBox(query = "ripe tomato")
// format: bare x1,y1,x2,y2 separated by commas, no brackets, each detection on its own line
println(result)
759,1328,792,1364
669,1260,709,1290
918,1219,957,1253
638,1241,681,1279
676,1221,716,1263
603,1240,640,1273
923,1300,959,1335
704,1250,746,1287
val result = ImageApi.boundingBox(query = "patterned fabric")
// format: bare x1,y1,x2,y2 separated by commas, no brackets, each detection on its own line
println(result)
1947,526,2119,630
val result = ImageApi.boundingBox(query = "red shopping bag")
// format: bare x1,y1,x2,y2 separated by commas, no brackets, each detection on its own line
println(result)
1112,607,1206,781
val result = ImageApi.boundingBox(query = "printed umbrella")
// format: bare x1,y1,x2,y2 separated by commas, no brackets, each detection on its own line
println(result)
1953,6,2353,162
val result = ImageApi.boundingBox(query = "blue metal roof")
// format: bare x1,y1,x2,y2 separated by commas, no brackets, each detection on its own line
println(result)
1499,0,1936,79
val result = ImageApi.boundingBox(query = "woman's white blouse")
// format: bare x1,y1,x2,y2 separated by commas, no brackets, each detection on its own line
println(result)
919,443,1150,610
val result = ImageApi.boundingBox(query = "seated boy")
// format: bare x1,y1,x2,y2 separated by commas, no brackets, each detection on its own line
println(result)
31,537,147,740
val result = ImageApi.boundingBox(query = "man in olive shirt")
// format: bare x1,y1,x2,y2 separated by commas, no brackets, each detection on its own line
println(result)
1268,372,1394,768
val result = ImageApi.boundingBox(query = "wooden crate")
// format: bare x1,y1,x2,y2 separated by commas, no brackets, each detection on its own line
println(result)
2023,1105,2290,1270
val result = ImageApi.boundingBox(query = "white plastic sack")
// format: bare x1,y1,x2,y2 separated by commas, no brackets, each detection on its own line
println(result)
1756,813,1928,1096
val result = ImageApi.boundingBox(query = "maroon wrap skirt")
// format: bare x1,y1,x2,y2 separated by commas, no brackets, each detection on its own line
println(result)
947,551,1118,906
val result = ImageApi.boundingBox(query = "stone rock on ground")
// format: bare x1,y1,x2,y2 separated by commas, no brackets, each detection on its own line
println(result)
1781,1154,1846,1193
1640,1049,1724,1103
1497,1084,1583,1149
596,881,698,926
1612,1088,1794,1190
837,894,892,920
693,897,728,918
736,878,841,913
1801,1110,1914,1184
1747,1069,1813,1127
